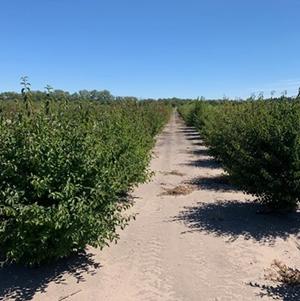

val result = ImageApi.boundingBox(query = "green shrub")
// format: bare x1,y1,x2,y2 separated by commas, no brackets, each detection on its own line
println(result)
0,100,171,265
180,100,300,211
178,103,196,126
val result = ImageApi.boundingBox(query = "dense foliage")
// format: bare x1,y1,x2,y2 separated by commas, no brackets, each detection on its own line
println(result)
0,99,171,265
179,99,300,211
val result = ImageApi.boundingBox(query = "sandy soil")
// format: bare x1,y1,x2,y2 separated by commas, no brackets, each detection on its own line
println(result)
1,111,299,301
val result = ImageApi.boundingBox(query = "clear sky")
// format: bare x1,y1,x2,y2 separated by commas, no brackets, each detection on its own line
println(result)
1,0,300,99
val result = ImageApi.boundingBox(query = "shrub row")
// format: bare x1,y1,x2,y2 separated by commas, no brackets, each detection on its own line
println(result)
0,100,171,265
179,100,300,212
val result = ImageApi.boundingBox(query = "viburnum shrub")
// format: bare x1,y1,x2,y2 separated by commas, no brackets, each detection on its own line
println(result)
177,102,196,126
0,99,171,265
179,100,300,212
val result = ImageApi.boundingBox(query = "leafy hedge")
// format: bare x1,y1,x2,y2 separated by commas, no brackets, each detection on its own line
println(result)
0,100,171,265
179,100,300,211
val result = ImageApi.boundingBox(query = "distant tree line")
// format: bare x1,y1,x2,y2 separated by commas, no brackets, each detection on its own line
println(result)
0,89,117,103
1,85,299,104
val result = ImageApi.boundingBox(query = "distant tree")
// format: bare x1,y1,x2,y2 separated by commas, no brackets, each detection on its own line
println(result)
0,91,21,101
97,90,114,102
78,89,90,99
250,92,256,100
90,89,99,101
281,90,288,98
258,91,264,100
270,90,276,99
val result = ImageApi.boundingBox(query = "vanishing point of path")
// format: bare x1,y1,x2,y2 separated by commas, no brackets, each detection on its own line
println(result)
1,112,299,301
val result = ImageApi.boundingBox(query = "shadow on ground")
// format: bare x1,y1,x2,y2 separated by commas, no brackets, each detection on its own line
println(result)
177,127,197,134
187,175,240,192
174,200,300,244
183,132,200,137
250,281,300,301
184,157,222,169
192,142,207,147
187,148,209,156
186,136,202,141
0,251,101,301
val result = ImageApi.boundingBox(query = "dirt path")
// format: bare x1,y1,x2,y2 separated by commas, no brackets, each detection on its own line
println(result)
2,112,299,301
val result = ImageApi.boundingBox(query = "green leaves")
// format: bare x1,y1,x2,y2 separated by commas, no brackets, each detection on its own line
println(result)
180,100,300,212
0,100,171,265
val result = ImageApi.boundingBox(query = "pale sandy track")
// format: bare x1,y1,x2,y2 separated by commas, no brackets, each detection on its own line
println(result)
1,111,299,301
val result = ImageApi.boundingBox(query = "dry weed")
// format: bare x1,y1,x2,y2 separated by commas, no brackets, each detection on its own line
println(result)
265,260,300,285
160,170,185,176
160,185,194,196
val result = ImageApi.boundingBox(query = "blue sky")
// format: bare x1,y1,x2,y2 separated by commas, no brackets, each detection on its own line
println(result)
1,0,300,99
